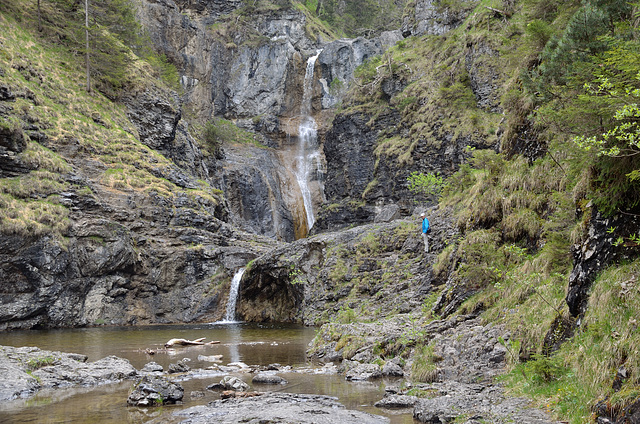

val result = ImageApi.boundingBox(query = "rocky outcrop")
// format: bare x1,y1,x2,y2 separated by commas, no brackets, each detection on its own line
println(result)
216,144,298,241
240,216,435,324
317,32,402,109
412,381,559,424
402,0,479,37
0,346,137,401
171,392,390,424
566,209,640,317
0,195,272,330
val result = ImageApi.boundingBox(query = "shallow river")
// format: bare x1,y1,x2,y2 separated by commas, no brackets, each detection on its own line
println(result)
0,322,415,424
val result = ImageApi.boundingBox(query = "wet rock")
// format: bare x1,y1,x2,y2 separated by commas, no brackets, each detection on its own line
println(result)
345,363,382,381
168,361,190,374
173,392,389,424
375,394,418,409
209,376,250,392
127,375,184,406
141,362,164,374
252,373,288,385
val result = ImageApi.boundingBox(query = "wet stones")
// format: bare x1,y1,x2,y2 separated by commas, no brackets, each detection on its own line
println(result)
127,375,184,406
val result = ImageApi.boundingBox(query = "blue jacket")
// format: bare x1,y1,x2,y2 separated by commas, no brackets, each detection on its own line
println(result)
422,218,430,234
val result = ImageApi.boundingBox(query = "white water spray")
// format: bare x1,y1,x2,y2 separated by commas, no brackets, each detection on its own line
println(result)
293,52,322,231
222,268,245,323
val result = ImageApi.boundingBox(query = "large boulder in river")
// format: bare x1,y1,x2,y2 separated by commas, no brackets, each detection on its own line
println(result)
127,375,184,406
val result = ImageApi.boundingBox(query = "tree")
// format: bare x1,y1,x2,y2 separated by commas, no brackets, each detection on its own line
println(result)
85,0,90,93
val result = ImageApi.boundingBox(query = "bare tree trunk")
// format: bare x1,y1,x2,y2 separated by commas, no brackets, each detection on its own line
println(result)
85,0,91,93
37,0,42,32
315,0,322,15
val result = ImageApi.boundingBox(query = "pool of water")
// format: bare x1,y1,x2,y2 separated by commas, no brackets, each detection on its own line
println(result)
0,322,415,424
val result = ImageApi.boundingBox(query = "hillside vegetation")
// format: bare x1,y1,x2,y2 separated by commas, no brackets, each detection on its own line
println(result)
320,0,640,421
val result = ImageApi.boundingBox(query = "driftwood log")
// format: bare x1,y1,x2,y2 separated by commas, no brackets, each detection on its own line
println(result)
164,337,221,347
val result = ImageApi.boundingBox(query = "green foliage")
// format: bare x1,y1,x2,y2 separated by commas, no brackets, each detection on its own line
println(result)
407,171,445,200
25,356,56,370
501,258,640,423
310,0,406,37
411,343,441,383
202,118,265,154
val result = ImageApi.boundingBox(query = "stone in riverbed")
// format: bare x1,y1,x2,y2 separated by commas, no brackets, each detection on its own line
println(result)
375,394,419,409
252,373,287,385
127,375,184,406
345,363,382,381
141,362,164,374
207,375,250,392
382,361,404,377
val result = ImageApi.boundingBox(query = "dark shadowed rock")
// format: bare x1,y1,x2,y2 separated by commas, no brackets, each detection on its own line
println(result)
127,375,184,406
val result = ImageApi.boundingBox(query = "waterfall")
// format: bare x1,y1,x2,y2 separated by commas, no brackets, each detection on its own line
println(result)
293,52,322,231
223,268,245,323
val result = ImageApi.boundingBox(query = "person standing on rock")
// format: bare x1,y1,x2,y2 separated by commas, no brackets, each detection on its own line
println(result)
421,212,430,253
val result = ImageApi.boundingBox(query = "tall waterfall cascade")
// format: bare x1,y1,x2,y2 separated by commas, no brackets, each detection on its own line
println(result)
222,268,245,323
293,51,323,232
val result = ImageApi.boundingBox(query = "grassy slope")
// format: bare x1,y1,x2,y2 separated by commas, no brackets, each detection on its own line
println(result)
328,0,640,422
0,1,222,240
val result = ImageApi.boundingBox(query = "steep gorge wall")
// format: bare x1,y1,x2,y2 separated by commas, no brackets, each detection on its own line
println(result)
135,0,401,240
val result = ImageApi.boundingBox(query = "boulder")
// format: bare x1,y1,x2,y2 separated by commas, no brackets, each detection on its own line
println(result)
375,394,418,409
127,375,184,406
208,376,250,392
382,361,404,377
252,373,288,385
168,361,190,374
141,362,164,373
345,363,382,381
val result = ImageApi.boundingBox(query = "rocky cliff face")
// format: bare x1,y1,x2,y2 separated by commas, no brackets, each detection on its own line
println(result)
135,0,401,240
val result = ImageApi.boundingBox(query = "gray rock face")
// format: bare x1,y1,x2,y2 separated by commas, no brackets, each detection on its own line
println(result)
216,144,297,241
240,218,433,324
127,375,184,406
0,346,138,401
173,392,390,424
317,33,402,109
413,381,558,424
0,118,30,177
402,0,479,37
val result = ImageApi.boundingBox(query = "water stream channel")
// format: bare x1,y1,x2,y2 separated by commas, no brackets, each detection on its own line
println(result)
0,323,415,423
